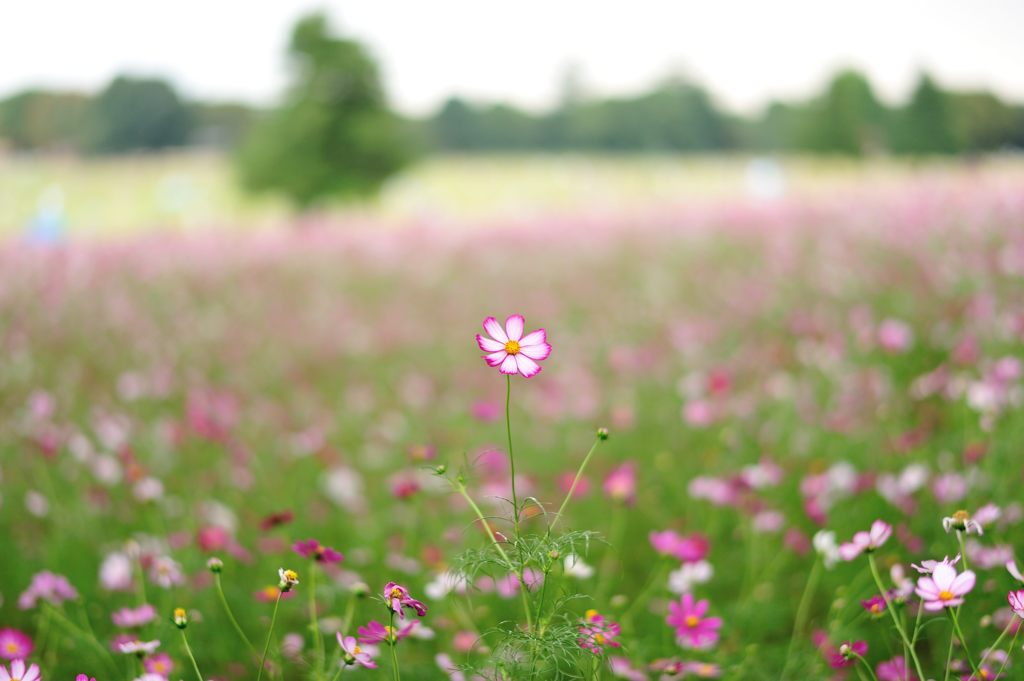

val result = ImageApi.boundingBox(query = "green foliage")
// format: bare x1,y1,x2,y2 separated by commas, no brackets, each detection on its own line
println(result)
797,70,887,155
235,13,414,209
890,73,962,155
88,76,193,153
0,90,90,151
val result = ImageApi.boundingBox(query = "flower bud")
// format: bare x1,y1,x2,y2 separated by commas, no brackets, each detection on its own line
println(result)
173,607,188,629
207,557,223,573
596,427,609,441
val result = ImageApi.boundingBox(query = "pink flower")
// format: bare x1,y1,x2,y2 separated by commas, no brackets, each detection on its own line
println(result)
666,593,722,650
337,633,377,668
143,652,173,676
911,554,960,574
577,609,621,655
603,461,637,505
915,562,976,611
0,660,40,681
112,604,157,628
828,640,868,668
383,582,427,619
476,315,551,378
878,318,913,353
357,620,416,645
1008,589,1024,618
649,530,710,563
76,676,97,681
609,656,646,681
292,539,344,564
0,630,32,660
877,656,917,681
18,570,78,609
838,520,892,561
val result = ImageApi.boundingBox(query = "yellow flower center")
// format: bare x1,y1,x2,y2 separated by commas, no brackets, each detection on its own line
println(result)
953,510,970,522
585,609,598,621
870,603,882,614
391,587,403,598
174,607,186,618
4,643,16,653
504,340,520,355
939,590,955,601
594,633,606,645
153,662,166,673
263,586,278,598
284,569,298,581
353,645,362,654
685,615,700,627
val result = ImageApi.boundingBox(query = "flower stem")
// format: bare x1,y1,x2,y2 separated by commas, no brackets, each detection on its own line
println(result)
388,610,402,681
309,564,324,680
781,557,822,680
180,629,205,681
214,573,259,658
42,602,118,677
948,608,981,679
851,652,879,681
993,623,1021,680
977,617,1015,672
548,434,603,533
256,591,282,681
505,374,521,540
867,554,926,681
957,531,970,571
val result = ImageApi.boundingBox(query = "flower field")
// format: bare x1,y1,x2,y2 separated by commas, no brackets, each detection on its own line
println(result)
2,161,1024,679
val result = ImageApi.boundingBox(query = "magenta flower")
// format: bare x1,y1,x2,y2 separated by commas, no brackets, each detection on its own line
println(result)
292,539,344,564
861,594,888,616
838,520,892,561
357,619,417,645
337,633,377,668
666,593,722,650
915,561,976,610
76,676,97,681
17,570,78,609
877,656,917,681
383,582,427,619
649,530,710,563
476,315,551,378
1008,589,1024,618
111,604,157,628
0,660,40,681
0,630,32,660
603,461,637,505
608,656,646,681
828,640,868,668
577,609,622,656
143,652,174,676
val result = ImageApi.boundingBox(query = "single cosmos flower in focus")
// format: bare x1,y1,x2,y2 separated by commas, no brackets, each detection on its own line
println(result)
915,562,975,611
384,582,427,619
476,315,551,378
838,520,892,561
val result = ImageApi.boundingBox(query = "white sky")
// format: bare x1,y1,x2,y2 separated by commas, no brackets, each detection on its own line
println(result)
2,0,1023,116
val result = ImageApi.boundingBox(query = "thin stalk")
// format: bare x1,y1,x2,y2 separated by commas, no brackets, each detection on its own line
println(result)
850,652,879,681
309,564,324,680
781,558,822,680
505,374,521,540
948,608,980,678
548,435,603,533
977,617,1015,671
993,624,1020,680
388,610,402,681
957,531,970,571
868,554,926,681
42,602,118,676
214,573,259,657
180,629,205,681
256,592,282,681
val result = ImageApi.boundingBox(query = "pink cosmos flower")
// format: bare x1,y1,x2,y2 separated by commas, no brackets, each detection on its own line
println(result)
143,652,173,676
915,562,976,611
77,676,97,681
383,582,427,619
838,520,892,561
878,318,913,353
1009,560,1024,583
577,609,621,655
476,315,551,378
649,530,710,563
828,640,868,669
0,660,40,681
337,633,377,668
0,630,32,660
1008,589,1024,618
112,604,157,628
292,539,344,564
861,595,888,616
357,620,417,645
608,657,646,681
666,593,722,650
18,570,79,609
912,554,960,574
603,461,637,505
877,656,917,681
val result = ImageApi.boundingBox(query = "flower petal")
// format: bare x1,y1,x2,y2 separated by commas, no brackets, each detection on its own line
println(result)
477,334,505,353
483,317,508,343
515,354,541,378
519,341,551,361
504,315,525,341
519,328,546,347
499,354,519,375
950,570,975,596
931,563,956,592
485,351,508,367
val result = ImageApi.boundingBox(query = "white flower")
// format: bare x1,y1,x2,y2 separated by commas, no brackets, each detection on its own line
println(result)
424,571,468,600
812,530,840,569
943,511,983,535
119,639,161,654
667,560,713,594
562,554,594,579
100,551,133,591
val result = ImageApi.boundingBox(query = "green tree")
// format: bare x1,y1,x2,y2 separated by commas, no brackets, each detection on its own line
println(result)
89,76,192,153
0,90,91,151
891,73,961,155
236,13,413,209
799,70,885,155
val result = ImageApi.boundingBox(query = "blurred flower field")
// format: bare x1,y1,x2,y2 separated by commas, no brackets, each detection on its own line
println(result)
2,160,1024,679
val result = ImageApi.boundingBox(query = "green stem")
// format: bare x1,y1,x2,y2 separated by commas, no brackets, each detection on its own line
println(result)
851,652,879,681
957,531,970,571
340,596,356,639
781,558,822,680
214,573,259,658
548,435,603,533
596,506,625,602
309,564,324,679
867,554,926,681
949,608,981,678
41,602,118,676
388,610,402,681
505,374,521,540
180,629,205,681
256,592,282,681
977,617,1015,671
993,624,1020,680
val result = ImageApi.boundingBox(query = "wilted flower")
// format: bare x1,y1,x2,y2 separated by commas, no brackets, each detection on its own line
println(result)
476,315,551,378
915,562,976,610
838,520,892,561
384,582,427,619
